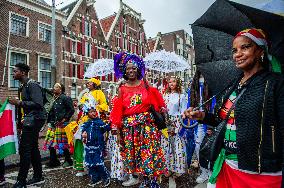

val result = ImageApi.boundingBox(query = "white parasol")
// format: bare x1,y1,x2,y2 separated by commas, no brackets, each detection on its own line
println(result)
84,59,114,78
144,50,190,73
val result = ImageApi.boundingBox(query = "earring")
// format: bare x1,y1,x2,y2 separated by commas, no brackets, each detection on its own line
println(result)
261,55,264,62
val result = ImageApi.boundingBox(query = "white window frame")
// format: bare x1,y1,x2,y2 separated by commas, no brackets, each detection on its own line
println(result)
85,20,91,37
8,50,29,88
38,21,51,43
85,42,91,57
72,63,78,78
38,56,52,89
71,39,77,54
9,12,29,37
70,84,78,99
123,38,127,50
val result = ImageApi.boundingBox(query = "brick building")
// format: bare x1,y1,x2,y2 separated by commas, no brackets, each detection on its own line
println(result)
147,30,195,84
0,0,151,101
61,0,150,98
60,0,110,99
0,0,64,102
100,0,150,58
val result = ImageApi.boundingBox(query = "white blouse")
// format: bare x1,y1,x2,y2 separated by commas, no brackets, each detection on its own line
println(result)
164,93,187,116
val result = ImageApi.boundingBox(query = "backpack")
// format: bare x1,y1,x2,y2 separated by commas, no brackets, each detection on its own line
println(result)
26,79,52,110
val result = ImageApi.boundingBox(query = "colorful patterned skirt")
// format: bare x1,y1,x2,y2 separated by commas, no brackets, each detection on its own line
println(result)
43,122,69,154
120,111,167,177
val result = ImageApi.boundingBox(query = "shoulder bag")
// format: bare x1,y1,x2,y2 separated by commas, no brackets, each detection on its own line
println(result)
200,87,246,163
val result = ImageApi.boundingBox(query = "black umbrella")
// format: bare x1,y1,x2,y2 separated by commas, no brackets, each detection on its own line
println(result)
192,0,284,95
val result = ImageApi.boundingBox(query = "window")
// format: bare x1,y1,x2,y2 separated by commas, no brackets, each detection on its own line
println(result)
85,21,91,36
97,48,101,59
10,13,28,36
85,42,91,57
176,38,180,44
70,84,77,99
72,64,77,78
9,52,28,88
116,36,120,47
71,40,77,54
39,57,52,88
38,22,51,43
123,38,127,50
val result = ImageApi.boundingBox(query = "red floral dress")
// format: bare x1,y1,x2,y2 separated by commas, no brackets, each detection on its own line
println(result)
110,81,167,177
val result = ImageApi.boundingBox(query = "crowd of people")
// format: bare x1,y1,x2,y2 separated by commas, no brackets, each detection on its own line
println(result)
0,27,283,188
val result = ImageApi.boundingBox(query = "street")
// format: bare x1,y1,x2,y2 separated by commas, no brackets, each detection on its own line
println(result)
2,160,207,188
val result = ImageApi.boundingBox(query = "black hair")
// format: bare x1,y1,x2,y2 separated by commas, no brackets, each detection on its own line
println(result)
15,63,30,74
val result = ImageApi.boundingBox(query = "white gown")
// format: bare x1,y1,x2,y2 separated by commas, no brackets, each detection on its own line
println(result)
107,133,125,180
162,92,188,174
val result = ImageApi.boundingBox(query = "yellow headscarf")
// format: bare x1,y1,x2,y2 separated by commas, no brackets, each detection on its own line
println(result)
88,78,101,86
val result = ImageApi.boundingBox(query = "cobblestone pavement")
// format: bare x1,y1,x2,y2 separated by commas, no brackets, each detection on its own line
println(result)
3,129,207,188
2,159,207,188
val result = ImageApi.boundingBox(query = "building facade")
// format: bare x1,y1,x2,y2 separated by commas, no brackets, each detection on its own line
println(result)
0,0,64,101
0,0,151,101
147,30,195,86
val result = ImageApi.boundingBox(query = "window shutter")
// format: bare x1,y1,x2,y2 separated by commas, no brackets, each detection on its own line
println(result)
94,45,97,59
69,63,73,77
82,39,85,56
92,22,96,37
79,62,84,79
77,42,82,55
92,44,95,59
102,49,105,58
120,37,123,49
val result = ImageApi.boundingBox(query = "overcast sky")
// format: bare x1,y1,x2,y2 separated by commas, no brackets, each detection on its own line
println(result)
46,0,270,38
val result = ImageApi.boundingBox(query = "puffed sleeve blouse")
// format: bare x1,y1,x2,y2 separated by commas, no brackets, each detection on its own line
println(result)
110,81,165,129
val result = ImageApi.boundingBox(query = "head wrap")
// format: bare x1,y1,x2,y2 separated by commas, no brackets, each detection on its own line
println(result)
82,97,98,115
114,52,145,80
234,28,281,73
88,78,101,86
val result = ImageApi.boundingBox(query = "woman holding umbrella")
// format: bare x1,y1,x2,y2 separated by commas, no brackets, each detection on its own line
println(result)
110,52,167,187
184,28,284,188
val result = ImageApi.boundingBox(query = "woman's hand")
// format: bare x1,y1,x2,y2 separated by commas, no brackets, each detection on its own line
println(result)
82,131,87,143
183,107,205,121
111,129,118,135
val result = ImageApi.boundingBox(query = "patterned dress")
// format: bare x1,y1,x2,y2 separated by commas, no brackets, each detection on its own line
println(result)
110,81,167,177
107,132,125,180
162,93,188,174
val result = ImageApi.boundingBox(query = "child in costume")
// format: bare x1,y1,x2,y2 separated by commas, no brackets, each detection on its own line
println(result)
73,78,108,176
81,99,111,187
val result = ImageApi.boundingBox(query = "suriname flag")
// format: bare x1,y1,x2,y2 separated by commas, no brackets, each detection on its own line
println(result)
0,99,18,160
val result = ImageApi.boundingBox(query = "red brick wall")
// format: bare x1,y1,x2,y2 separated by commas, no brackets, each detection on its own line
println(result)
0,0,62,102
62,0,108,96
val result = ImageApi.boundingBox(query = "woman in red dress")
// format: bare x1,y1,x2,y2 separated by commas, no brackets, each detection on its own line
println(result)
110,52,167,188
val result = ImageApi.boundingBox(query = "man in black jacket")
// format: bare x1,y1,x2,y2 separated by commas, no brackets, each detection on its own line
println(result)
8,63,47,188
